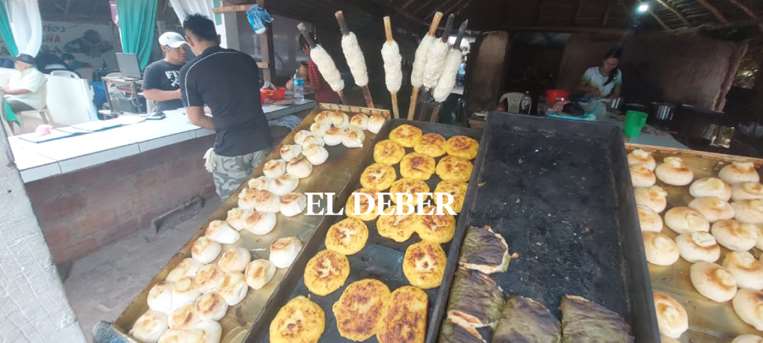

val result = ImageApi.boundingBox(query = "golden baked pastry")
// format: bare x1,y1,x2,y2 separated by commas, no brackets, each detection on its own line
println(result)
400,153,436,181
389,178,431,206
377,205,422,243
374,139,406,166
345,188,381,222
313,110,333,126
389,124,423,148
434,180,468,214
304,249,351,296
360,163,398,191
416,206,456,243
269,296,325,343
376,286,428,343
413,132,447,158
325,217,369,255
445,135,479,160
403,241,447,289
333,279,391,341
436,155,474,183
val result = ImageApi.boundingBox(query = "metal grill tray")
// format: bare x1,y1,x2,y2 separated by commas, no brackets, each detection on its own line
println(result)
430,113,660,342
248,119,481,343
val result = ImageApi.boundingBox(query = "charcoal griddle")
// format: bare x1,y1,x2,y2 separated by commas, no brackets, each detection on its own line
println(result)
247,119,482,342
429,113,659,342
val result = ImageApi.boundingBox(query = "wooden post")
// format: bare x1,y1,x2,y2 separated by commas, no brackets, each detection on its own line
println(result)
256,0,275,84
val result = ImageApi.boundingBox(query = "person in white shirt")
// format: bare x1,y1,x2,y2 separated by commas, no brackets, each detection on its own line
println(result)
578,47,623,99
3,54,46,113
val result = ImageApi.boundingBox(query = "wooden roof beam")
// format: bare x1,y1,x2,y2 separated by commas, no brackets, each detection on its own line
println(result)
696,0,729,24
601,0,612,26
649,10,671,30
726,0,763,32
654,0,690,26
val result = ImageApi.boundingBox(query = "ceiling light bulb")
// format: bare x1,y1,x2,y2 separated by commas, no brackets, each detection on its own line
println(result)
637,3,650,13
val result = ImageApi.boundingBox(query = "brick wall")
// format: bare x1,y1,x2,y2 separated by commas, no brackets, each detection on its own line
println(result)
25,136,216,264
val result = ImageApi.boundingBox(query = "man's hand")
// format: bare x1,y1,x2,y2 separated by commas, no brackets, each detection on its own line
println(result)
186,106,214,129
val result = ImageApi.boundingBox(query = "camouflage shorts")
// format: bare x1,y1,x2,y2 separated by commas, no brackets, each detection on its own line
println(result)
206,149,269,199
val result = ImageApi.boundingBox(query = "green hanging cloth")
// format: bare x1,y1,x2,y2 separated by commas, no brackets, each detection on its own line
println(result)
0,0,18,56
116,0,158,70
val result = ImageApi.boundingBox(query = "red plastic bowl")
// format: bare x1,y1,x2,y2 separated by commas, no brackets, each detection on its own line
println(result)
546,89,570,105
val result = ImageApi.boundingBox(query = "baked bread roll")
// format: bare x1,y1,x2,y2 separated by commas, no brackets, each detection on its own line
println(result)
732,199,763,224
342,127,365,148
332,279,390,341
345,188,380,222
157,322,222,343
170,277,201,311
194,292,228,321
400,152,436,180
270,296,325,343
656,157,694,186
368,113,387,134
723,251,763,290
403,241,447,289
300,134,324,148
642,232,680,266
204,220,240,244
690,177,732,201
193,264,226,294
733,182,763,201
168,304,199,330
263,159,286,178
638,206,663,232
627,149,656,170
286,156,312,179
360,163,397,191
389,178,430,207
325,217,369,255
720,161,760,184
376,205,421,243
280,192,307,217
732,288,763,330
349,113,369,130
712,219,759,251
303,144,329,165
270,236,302,269
328,111,349,128
237,188,258,211
389,124,423,147
217,246,251,273
249,189,281,213
416,205,456,243
676,232,721,263
665,207,710,234
653,291,688,339
166,258,202,283
323,126,345,146
445,135,479,160
635,186,668,213
373,139,405,165
630,165,656,187
310,122,330,137
757,224,763,250
226,207,252,231
130,310,168,343
191,320,223,343
191,237,221,264
243,211,276,235
293,129,313,145
376,286,428,343
304,249,350,296
267,174,299,196
435,180,468,214
414,132,447,158
245,259,276,290
147,282,174,314
246,175,270,191
690,262,738,302
279,144,302,162
218,272,248,306
314,111,333,126
436,155,474,183
733,335,763,343
689,197,735,222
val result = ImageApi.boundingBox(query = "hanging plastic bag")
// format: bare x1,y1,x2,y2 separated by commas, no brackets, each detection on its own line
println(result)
246,5,273,34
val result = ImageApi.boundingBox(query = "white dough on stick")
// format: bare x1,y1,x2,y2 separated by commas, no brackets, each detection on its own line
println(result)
310,45,344,92
341,32,369,87
411,35,435,88
381,41,402,93
433,49,463,102
423,39,449,89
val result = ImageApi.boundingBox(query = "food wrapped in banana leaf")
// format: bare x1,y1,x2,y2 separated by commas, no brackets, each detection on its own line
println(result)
493,296,561,343
446,268,505,332
438,318,488,343
560,295,633,343
459,225,511,274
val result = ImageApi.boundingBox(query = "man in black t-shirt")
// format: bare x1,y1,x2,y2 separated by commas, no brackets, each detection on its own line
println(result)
143,32,188,112
180,15,272,199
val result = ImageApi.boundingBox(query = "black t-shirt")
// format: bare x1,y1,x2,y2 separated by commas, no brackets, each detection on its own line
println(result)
143,60,184,111
180,46,272,156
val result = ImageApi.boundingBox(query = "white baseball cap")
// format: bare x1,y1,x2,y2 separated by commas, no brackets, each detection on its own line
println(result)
158,32,187,48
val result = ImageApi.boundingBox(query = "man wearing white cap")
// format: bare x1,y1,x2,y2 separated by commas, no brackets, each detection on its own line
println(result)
142,32,188,111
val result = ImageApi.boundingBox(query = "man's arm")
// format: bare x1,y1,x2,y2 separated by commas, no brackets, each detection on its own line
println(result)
186,106,214,129
144,88,182,102
1,86,31,95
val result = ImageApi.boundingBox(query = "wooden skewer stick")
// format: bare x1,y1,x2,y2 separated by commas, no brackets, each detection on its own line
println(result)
408,11,443,120
335,11,374,108
430,19,469,123
430,102,442,123
297,22,346,104
383,16,400,118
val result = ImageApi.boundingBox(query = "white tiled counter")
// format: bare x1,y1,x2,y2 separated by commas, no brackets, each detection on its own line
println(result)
9,101,314,183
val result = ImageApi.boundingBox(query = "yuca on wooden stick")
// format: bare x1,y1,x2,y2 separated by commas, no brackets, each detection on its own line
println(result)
408,12,443,120
297,22,346,104
381,16,402,118
335,11,374,108
423,14,455,91
431,20,469,123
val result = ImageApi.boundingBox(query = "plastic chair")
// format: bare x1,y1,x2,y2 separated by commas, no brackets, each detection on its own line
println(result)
45,74,96,125
498,92,532,114
51,70,80,79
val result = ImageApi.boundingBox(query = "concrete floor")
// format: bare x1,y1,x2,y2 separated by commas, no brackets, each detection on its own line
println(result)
63,196,221,341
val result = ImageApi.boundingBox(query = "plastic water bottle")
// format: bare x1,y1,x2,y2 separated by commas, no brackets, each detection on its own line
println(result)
293,73,305,104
